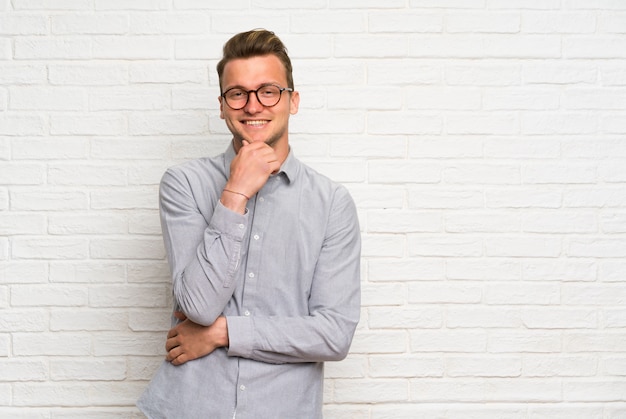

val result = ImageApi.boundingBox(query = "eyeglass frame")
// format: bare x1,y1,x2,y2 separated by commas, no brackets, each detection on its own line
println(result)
220,83,294,110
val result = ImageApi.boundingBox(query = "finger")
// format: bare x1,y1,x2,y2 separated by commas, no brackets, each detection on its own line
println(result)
166,346,183,363
165,336,180,352
166,328,178,339
173,311,187,321
171,353,189,366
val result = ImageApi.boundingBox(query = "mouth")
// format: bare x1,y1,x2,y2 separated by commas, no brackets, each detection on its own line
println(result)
242,120,269,127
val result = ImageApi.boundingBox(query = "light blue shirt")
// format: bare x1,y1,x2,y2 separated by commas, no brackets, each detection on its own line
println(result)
137,144,361,418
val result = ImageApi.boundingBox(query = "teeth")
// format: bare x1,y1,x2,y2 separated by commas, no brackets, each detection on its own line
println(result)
245,120,267,126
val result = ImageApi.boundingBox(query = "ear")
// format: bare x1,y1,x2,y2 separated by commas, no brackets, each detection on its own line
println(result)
218,96,225,119
289,90,300,115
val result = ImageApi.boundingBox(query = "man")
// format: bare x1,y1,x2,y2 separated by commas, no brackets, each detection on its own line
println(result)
137,29,361,418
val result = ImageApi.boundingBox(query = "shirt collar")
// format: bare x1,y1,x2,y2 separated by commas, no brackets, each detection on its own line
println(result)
224,142,297,184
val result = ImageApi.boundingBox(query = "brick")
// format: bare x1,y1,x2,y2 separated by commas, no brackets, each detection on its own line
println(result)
328,87,402,110
484,87,560,110
485,379,562,402
447,307,521,328
51,309,127,331
600,260,626,282
368,306,442,329
89,88,170,111
524,354,597,377
485,138,560,158
564,380,626,402
409,35,561,58
50,114,125,136
10,190,88,211
408,283,482,304
48,213,128,235
93,332,163,356
49,64,129,86
445,112,519,135
410,330,487,352
0,115,46,136
564,37,626,58
523,62,597,84
128,112,208,135
51,13,128,35
484,282,560,305
568,238,626,258
331,136,406,158
0,14,47,35
11,285,88,307
523,259,597,282
446,356,521,377
361,234,404,258
406,86,481,110
0,359,47,381
130,62,205,84
334,379,408,403
521,112,598,135
13,332,91,356
130,13,208,35
369,355,443,378
93,36,172,60
0,163,44,185
409,137,483,158
12,0,93,10
522,211,598,233
445,211,520,233
324,355,366,378
49,262,126,284
409,187,484,209
522,11,596,33
50,358,126,380
562,284,626,305
335,35,407,58
291,12,366,33
369,161,440,184
126,356,163,380
91,138,170,160
485,236,561,257
444,163,520,184
488,331,562,353
96,0,170,10
368,210,441,233
291,111,364,135
88,285,167,308
12,138,89,160
128,309,170,331
489,0,560,8
12,237,89,260
48,164,127,186
522,308,598,329
0,213,46,235
446,63,520,86
129,211,161,235
368,112,441,135
90,238,165,260
361,283,406,306
0,309,47,332
0,261,48,284
369,61,441,85
369,258,445,281
486,187,561,209
349,330,407,354
90,187,159,210
369,12,443,33
447,258,521,280
14,37,92,59
409,379,485,402
446,12,520,33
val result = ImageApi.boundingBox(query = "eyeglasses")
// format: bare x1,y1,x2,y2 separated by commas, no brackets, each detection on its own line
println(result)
221,84,293,110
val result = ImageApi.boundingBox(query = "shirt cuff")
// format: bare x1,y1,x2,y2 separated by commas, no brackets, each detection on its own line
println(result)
225,315,254,358
209,200,248,240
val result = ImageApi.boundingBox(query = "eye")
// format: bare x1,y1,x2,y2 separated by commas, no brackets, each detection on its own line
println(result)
259,86,279,97
227,89,246,99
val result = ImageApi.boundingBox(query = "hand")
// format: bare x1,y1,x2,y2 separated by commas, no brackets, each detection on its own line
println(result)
228,140,281,196
165,312,229,366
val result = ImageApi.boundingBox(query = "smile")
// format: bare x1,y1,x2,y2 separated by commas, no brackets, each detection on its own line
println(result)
244,120,269,126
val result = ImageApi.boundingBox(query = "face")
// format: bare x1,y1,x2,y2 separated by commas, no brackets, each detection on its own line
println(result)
219,54,299,154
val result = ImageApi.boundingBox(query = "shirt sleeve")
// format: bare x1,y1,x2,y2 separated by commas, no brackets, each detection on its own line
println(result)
159,167,247,326
226,186,361,363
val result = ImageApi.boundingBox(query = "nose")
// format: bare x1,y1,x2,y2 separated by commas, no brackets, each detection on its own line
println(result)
243,91,263,114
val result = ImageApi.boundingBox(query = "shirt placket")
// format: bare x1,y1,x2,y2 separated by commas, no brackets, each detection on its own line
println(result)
234,176,279,418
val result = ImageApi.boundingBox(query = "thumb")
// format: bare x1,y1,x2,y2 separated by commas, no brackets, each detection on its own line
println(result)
173,311,187,321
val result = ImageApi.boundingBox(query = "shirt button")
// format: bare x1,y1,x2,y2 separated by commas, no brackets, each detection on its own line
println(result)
259,197,264,202
253,234,260,240
240,385,246,391
238,224,244,229
244,310,250,316
248,272,255,278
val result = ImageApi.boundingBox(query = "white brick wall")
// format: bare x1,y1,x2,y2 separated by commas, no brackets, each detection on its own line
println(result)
1,2,625,418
